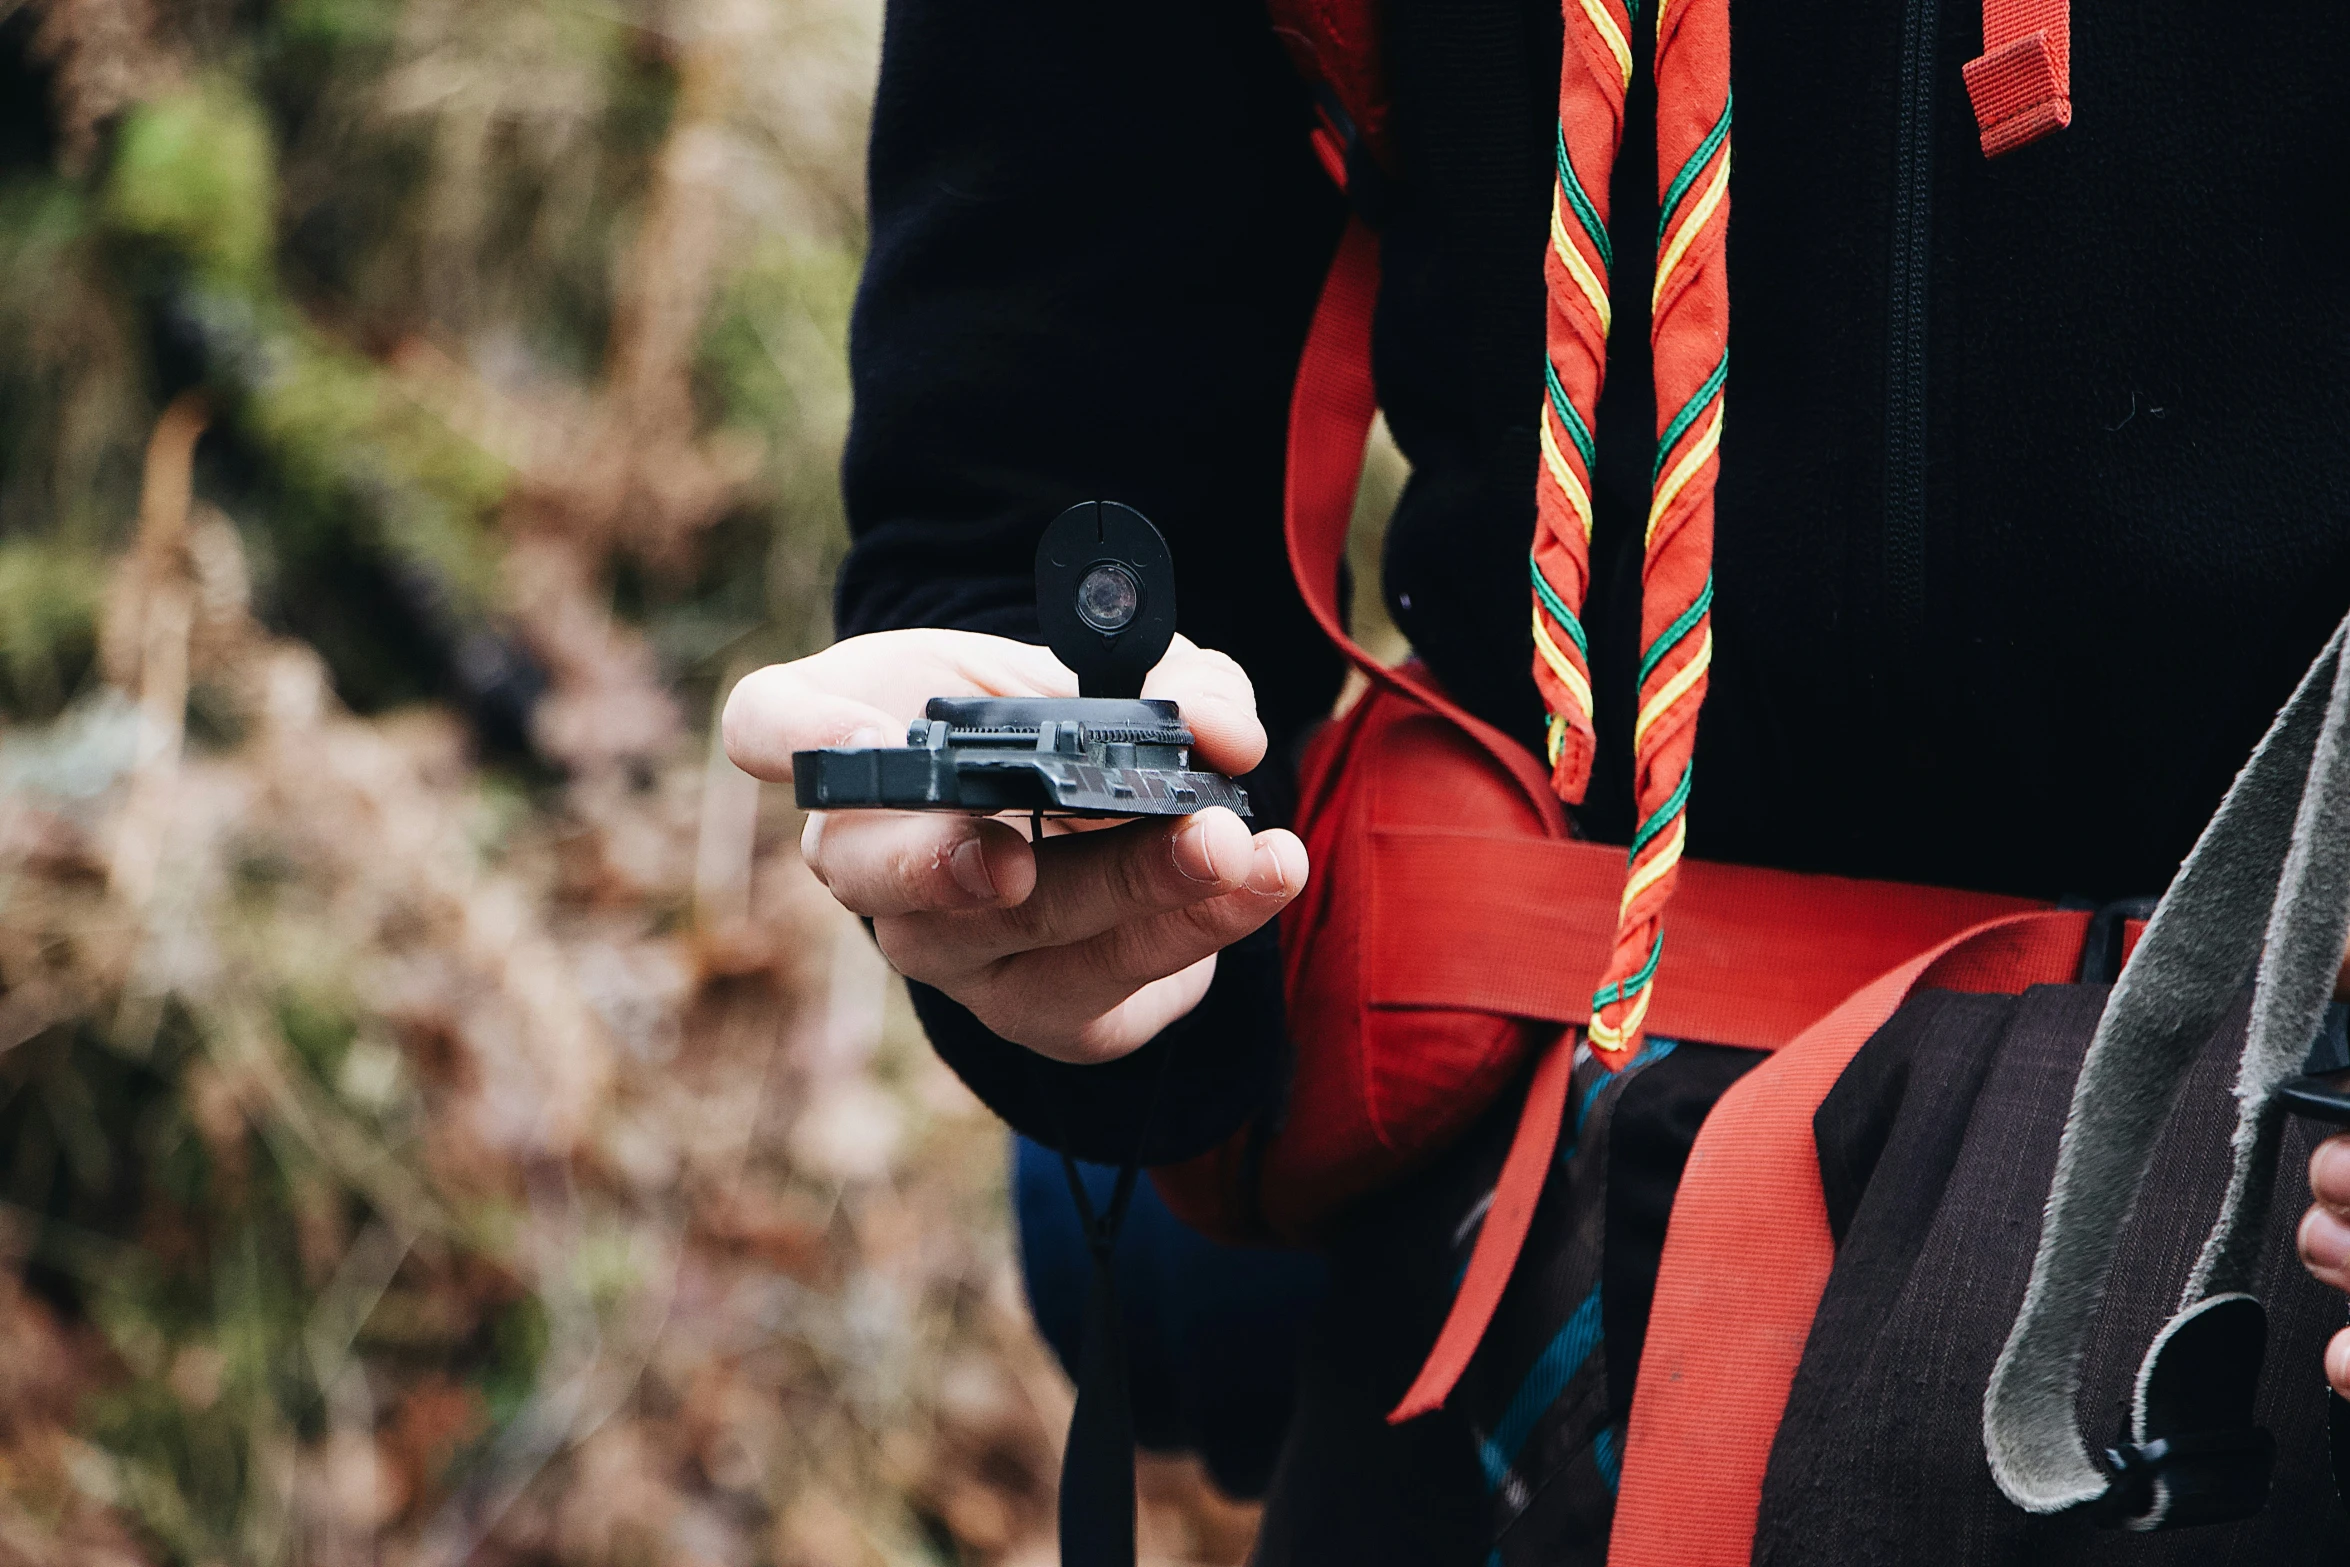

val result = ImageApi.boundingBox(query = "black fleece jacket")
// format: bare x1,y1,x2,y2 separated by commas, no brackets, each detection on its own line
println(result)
837,0,2350,1165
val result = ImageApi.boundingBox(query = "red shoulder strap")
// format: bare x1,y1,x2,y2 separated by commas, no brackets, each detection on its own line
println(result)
1283,215,1565,827
1606,910,2105,1564
1267,0,1393,185
1284,212,1582,1423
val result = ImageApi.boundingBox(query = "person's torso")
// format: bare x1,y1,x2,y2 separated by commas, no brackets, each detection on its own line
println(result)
1372,0,2350,900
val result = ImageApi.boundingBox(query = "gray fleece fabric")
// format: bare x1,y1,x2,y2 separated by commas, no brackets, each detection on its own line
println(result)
1984,610,2350,1513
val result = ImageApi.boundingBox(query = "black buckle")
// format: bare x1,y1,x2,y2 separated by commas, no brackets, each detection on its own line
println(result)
2090,1293,2274,1531
2071,894,2160,985
2095,1426,2276,1531
1305,84,1389,228
2280,1001,2350,1126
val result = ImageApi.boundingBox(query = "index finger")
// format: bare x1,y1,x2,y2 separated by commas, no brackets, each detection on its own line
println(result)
2313,1133,2350,1213
1144,636,1268,777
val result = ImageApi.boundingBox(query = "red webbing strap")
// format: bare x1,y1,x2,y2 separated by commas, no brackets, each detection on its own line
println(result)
1289,217,1583,1423
1284,216,1560,821
1962,0,2071,157
1392,1026,1579,1422
1365,829,2043,1046
1607,908,2097,1567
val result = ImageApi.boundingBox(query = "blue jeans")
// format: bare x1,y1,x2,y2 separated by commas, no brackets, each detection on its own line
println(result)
1011,1135,1328,1499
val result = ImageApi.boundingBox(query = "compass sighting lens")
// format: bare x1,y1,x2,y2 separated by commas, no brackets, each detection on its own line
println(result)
1034,503,1175,697
1075,561,1141,633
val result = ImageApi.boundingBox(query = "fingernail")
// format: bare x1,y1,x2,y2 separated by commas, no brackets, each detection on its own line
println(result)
1244,839,1289,896
1172,817,1221,883
2329,1332,2350,1394
949,835,997,901
2305,1207,2350,1273
843,725,894,750
2317,1139,2350,1203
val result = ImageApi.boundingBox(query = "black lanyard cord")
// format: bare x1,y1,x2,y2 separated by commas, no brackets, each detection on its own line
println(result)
1051,1028,1181,1567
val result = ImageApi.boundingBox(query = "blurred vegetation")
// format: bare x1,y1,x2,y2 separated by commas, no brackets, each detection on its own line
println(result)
0,1,1259,1563
0,0,864,736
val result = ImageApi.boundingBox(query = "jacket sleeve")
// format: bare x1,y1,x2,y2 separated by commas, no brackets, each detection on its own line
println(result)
836,0,1349,1165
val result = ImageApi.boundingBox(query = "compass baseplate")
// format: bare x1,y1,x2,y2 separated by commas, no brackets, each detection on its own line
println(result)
793,697,1249,819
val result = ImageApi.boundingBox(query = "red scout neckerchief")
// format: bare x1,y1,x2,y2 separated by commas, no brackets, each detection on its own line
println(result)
1529,0,1732,1061
1532,0,2072,1062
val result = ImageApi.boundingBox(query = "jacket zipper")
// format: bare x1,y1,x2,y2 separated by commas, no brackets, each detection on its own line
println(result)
1883,0,1939,704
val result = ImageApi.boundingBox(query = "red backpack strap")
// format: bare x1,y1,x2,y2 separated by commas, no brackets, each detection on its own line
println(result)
1284,178,1591,1422
1267,0,1393,201
1606,909,2117,1564
1283,217,1566,826
1962,0,2072,157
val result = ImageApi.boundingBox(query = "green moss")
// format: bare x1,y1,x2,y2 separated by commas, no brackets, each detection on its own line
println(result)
275,992,358,1086
692,237,861,654
695,237,859,443
482,1294,550,1421
271,0,403,57
0,538,104,719
232,309,511,621
0,180,149,547
84,1208,323,1558
104,85,278,290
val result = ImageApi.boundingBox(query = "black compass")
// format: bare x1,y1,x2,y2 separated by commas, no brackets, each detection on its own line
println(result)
792,502,1249,820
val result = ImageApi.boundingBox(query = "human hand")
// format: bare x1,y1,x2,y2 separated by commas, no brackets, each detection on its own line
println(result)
721,628,1308,1064
2298,1133,2350,1395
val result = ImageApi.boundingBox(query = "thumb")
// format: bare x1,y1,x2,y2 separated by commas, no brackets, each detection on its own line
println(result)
722,665,899,782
